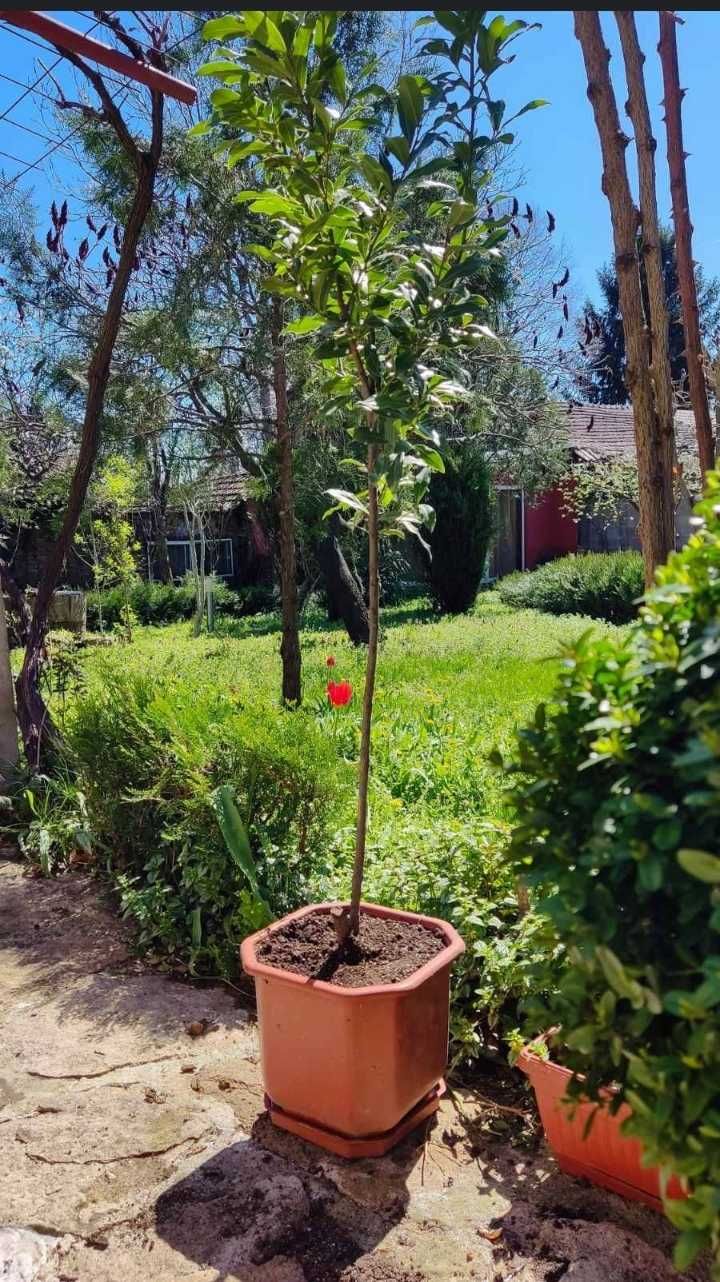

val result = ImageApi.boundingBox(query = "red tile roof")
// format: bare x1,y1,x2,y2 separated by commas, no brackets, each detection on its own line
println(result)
564,403,699,461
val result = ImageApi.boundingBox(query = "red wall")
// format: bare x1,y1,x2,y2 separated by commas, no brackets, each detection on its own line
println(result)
524,487,578,570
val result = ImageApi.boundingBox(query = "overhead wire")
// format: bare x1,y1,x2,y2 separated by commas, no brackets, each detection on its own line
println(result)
0,15,200,195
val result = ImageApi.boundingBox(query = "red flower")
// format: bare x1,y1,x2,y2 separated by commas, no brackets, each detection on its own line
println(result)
327,679,352,707
326,655,336,668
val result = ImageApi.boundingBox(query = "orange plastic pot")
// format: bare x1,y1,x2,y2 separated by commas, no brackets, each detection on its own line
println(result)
241,901,464,1151
518,1049,685,1210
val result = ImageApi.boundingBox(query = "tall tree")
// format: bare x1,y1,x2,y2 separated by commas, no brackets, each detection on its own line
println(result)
616,11,675,507
659,10,715,479
578,231,720,405
574,11,674,583
13,15,167,766
203,8,545,938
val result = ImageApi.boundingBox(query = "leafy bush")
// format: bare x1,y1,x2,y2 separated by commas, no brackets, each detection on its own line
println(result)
68,668,345,973
330,813,547,1066
508,475,720,1271
0,765,93,875
86,577,238,629
498,550,643,623
427,445,493,614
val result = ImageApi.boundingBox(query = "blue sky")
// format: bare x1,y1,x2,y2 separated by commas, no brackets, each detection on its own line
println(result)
495,10,720,303
0,10,718,308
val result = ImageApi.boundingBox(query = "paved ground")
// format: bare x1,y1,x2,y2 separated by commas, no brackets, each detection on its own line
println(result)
0,861,706,1282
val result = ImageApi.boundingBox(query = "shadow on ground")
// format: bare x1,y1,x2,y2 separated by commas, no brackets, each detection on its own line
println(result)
0,861,250,1038
153,1116,430,1282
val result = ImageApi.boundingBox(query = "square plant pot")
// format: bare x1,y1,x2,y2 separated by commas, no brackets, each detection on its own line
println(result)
518,1049,686,1210
241,901,464,1145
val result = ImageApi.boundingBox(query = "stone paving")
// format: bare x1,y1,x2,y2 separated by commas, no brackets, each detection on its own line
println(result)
0,861,705,1282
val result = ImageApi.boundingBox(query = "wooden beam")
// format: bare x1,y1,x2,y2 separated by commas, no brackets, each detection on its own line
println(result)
0,10,197,104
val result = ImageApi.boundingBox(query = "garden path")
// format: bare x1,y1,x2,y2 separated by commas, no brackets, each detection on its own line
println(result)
0,860,704,1282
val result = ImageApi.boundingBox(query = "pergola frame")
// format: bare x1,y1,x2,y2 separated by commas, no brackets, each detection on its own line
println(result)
0,9,197,104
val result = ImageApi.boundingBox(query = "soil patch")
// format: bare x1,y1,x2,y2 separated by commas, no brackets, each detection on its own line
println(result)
255,910,445,987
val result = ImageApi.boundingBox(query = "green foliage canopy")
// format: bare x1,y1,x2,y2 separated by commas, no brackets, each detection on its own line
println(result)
197,8,547,540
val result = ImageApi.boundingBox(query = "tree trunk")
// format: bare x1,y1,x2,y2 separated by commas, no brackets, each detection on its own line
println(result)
575,11,674,586
0,560,31,648
659,10,715,480
616,11,676,549
149,442,172,583
0,591,18,786
348,448,379,934
271,298,302,706
16,148,161,768
316,534,370,644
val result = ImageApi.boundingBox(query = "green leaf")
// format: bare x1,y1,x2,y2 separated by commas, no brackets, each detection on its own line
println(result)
213,786,270,914
202,14,246,41
191,907,202,947
385,135,411,167
596,946,640,1001
227,140,268,167
515,98,550,117
325,488,369,516
678,848,720,884
359,154,393,195
327,55,347,103
245,243,275,262
285,315,326,335
397,75,425,143
243,10,287,54
248,194,299,217
673,1229,708,1272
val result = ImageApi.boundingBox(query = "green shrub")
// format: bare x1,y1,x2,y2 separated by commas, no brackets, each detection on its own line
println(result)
498,549,644,623
68,668,345,973
86,577,238,629
508,475,720,1271
427,445,494,614
353,815,547,1065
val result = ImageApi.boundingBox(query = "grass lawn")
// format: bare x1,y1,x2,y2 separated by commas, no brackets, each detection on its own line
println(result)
74,591,621,826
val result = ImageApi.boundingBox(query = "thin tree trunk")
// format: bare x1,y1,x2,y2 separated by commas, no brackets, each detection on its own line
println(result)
616,11,675,552
0,591,18,784
16,146,162,767
316,533,370,643
271,298,301,706
348,447,379,935
659,10,715,480
575,11,674,586
0,560,31,647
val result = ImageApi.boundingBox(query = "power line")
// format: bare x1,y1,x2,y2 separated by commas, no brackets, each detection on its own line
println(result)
0,68,74,113
0,16,199,198
0,17,129,95
0,113,79,161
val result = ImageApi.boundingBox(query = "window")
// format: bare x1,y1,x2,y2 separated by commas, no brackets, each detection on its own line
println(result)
164,538,234,580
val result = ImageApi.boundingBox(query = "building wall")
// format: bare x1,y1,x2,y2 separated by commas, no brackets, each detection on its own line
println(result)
524,488,578,569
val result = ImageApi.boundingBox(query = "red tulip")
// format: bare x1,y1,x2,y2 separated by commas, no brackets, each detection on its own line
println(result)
327,679,352,707
326,655,336,668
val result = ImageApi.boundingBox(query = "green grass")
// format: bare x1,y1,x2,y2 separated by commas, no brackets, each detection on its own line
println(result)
72,591,622,828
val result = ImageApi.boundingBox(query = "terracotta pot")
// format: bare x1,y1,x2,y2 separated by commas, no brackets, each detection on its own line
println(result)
241,901,464,1154
518,1049,685,1210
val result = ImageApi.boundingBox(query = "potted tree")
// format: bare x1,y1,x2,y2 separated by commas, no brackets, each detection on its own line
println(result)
200,8,545,1155
507,476,720,1271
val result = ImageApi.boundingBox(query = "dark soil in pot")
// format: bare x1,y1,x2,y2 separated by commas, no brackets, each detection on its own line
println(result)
256,909,445,987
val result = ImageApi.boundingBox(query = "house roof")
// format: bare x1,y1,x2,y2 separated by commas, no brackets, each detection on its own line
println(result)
207,471,251,510
564,403,699,462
